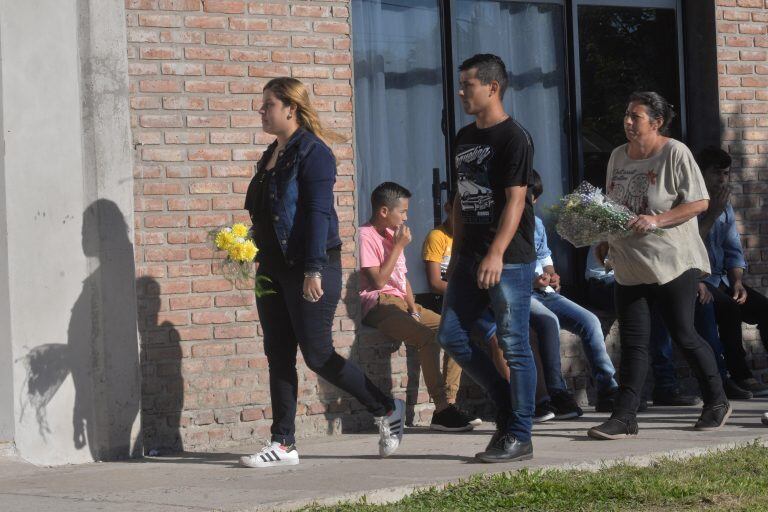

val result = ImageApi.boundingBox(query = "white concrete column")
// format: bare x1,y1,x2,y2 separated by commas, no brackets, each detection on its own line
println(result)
0,0,139,464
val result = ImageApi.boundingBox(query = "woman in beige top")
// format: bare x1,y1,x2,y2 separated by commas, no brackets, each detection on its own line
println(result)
587,92,730,441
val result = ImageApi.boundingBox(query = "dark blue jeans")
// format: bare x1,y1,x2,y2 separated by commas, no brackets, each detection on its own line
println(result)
257,250,391,445
438,255,536,442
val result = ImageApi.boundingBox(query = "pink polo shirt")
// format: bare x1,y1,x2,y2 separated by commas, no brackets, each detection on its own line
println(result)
358,223,408,318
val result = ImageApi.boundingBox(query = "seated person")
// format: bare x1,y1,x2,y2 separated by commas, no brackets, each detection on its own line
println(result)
359,182,473,432
527,171,618,416
585,245,702,408
697,146,768,397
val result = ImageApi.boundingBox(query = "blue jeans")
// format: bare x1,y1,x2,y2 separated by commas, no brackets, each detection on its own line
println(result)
438,255,536,442
530,292,618,394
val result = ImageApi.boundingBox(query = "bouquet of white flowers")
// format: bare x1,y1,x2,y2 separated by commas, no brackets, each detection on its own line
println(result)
552,182,663,248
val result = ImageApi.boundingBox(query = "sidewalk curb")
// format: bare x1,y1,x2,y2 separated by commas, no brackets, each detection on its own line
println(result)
245,435,768,512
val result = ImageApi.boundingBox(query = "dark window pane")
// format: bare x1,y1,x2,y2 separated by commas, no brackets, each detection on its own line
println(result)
578,6,681,189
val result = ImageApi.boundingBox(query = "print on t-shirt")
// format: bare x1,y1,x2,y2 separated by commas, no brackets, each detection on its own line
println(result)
608,168,658,215
455,144,494,224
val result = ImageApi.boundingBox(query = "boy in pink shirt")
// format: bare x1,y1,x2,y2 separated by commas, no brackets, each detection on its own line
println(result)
359,182,473,432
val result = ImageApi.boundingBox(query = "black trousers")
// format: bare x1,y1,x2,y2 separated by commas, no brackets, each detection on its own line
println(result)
612,269,726,420
707,281,768,381
256,250,392,445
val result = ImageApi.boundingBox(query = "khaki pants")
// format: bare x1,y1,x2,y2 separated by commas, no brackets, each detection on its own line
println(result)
363,294,462,408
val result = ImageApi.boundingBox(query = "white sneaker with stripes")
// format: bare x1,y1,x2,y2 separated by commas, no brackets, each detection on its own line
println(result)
375,398,405,457
239,442,299,468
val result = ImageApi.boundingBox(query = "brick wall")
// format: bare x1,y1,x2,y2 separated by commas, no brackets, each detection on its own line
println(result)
124,0,419,452
716,0,768,371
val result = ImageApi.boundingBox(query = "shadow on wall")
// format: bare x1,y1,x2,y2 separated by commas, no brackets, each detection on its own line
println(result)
18,199,141,460
136,276,182,455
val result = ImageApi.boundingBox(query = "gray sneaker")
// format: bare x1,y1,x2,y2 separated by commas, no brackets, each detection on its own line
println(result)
375,399,405,457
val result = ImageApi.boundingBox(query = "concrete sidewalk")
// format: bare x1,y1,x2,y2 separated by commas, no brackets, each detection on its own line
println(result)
1,400,767,512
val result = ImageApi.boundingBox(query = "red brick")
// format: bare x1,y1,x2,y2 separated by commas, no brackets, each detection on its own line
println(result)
185,15,227,28
215,325,256,338
185,80,227,93
162,63,203,76
187,115,229,128
209,98,250,110
229,81,263,94
248,2,288,15
191,342,234,356
143,148,185,161
131,96,162,109
190,182,230,194
167,198,210,210
313,21,349,34
210,133,251,144
230,114,261,127
202,0,245,13
740,50,767,60
127,28,160,43
248,63,291,77
232,148,261,160
192,311,233,324
145,247,187,261
205,32,248,46
138,14,182,27
139,79,182,93
166,165,209,178
126,0,158,8
185,47,227,60
229,49,270,62
170,295,212,310
272,19,310,32
313,83,351,96
194,279,233,292
215,294,254,307
292,35,333,49
229,18,269,30
240,408,263,422
272,51,312,64
248,33,290,47
291,66,330,79
129,63,159,76
314,51,351,65
205,63,247,77
158,0,201,9
144,182,185,195
140,114,183,128
189,213,228,227
160,30,204,44
135,197,164,211
291,5,330,17
211,163,251,176
163,97,206,110
189,148,231,160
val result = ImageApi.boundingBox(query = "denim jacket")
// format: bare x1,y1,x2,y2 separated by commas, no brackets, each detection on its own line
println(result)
702,203,747,287
245,128,341,272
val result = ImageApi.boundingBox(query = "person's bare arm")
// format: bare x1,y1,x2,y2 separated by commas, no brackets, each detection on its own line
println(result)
477,186,527,289
629,199,709,233
424,261,447,295
360,225,411,290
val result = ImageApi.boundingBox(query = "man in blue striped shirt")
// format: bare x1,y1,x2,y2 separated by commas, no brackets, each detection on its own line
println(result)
698,147,768,397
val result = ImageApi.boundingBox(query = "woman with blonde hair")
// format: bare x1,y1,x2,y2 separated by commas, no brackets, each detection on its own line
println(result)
239,78,405,468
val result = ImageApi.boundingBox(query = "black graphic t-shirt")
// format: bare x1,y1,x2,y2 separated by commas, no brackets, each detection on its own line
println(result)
453,117,536,264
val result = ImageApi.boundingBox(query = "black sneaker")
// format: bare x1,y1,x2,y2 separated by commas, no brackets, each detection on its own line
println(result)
430,404,474,432
455,407,483,427
652,387,701,406
475,433,533,463
550,390,583,420
587,417,639,440
595,388,619,413
534,401,555,423
735,378,768,398
724,378,753,400
694,402,732,431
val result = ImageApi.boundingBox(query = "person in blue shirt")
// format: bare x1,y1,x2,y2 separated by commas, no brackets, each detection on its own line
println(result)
697,147,768,397
526,171,619,417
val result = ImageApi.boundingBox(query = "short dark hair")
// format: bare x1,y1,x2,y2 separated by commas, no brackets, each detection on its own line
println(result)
696,146,732,172
628,91,676,135
459,54,509,100
529,169,543,200
371,181,411,210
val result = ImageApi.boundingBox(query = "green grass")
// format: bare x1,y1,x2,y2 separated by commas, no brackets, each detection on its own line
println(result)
301,442,768,512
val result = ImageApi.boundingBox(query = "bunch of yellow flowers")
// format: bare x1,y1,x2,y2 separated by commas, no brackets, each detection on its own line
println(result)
214,223,258,262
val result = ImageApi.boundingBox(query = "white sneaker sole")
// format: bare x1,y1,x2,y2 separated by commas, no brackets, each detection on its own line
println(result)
469,418,483,427
534,412,555,423
239,456,300,468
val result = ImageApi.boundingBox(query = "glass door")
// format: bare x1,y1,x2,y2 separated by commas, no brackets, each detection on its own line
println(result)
573,0,685,189
351,0,448,293
451,0,573,281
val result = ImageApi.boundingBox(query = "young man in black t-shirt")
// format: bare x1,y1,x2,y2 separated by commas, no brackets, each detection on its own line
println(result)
437,54,537,463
